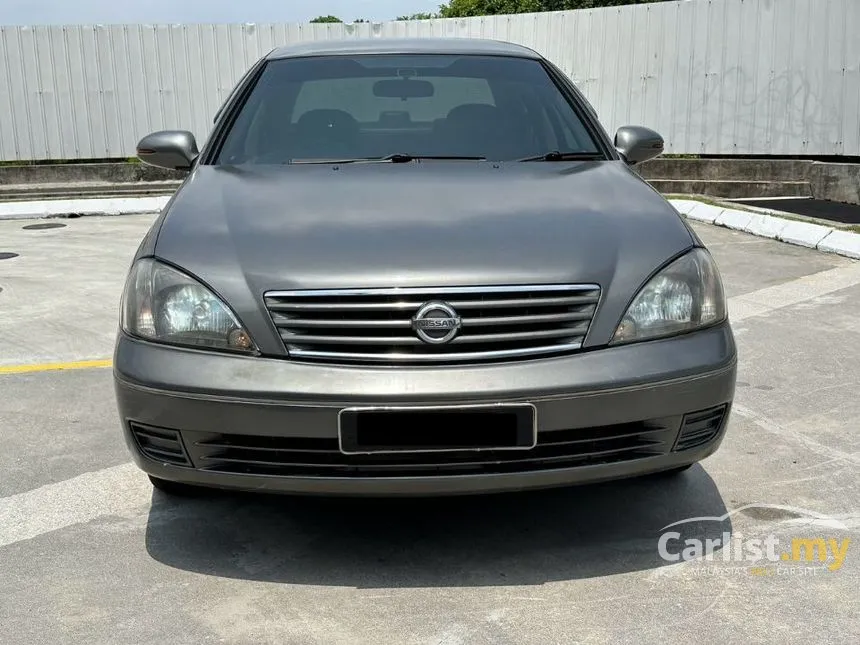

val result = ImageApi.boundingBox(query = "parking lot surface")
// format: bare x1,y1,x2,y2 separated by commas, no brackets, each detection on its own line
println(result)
734,198,860,225
1,214,858,645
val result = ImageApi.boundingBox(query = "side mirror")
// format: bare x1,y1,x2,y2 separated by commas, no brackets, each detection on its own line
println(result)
136,130,199,171
614,126,664,165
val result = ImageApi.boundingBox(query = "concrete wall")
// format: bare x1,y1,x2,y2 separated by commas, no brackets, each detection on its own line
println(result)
0,163,184,185
807,163,860,206
1,0,859,161
638,159,860,204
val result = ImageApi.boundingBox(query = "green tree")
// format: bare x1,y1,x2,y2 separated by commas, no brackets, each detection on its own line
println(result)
310,15,343,23
439,0,670,18
397,12,440,20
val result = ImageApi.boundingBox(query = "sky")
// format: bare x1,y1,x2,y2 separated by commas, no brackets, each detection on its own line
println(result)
1,0,443,26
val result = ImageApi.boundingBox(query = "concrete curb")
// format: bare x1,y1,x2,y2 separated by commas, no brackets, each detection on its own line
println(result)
0,196,170,220
668,199,860,260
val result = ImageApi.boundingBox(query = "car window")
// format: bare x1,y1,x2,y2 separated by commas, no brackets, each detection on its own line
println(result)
292,77,495,124
544,92,596,152
216,54,602,164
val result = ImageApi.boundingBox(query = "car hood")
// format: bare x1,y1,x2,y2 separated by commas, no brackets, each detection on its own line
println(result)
153,161,695,350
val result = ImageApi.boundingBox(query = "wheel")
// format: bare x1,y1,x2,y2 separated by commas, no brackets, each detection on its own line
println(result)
148,475,208,497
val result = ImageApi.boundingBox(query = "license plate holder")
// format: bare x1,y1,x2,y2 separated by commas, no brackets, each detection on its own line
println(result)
338,404,537,455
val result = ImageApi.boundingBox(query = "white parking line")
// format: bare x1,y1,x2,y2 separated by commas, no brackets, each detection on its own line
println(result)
727,262,860,322
732,404,860,466
0,463,150,549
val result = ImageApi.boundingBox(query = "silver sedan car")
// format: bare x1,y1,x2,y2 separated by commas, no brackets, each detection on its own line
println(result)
115,38,737,497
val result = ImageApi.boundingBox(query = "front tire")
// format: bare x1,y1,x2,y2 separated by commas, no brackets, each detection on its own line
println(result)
148,475,207,497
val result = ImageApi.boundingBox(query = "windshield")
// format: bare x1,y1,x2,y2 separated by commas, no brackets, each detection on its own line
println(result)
215,54,603,164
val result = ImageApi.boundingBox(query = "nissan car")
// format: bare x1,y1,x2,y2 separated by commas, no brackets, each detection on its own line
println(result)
115,38,737,497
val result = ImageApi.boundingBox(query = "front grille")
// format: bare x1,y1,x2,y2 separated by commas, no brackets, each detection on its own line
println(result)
183,421,673,478
130,422,192,466
264,284,601,365
674,405,728,451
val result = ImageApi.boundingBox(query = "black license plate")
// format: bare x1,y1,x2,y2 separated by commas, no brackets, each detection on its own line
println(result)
338,404,537,455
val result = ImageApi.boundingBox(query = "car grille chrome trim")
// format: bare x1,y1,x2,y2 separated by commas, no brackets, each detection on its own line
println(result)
265,284,600,297
264,284,601,365
266,295,599,311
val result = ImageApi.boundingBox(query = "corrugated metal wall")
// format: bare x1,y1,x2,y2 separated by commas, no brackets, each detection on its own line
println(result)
1,0,858,161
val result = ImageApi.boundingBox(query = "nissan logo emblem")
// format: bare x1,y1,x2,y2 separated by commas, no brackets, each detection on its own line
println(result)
411,301,462,344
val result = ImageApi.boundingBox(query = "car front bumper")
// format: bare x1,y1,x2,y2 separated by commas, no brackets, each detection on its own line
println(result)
113,322,737,496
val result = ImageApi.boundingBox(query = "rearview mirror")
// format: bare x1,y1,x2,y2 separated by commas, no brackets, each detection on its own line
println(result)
614,126,664,165
136,130,199,171
373,79,434,99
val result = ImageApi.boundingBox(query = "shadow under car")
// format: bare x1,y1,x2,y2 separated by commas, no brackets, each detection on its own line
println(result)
144,465,731,588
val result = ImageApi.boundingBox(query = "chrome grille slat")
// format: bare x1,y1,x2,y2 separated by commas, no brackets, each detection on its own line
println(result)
273,316,413,329
281,333,424,345
451,326,589,344
460,312,593,327
448,295,600,308
267,284,598,296
265,284,600,365
280,327,588,346
268,300,427,312
288,343,584,363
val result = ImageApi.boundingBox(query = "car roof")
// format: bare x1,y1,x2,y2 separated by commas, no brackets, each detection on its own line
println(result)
267,38,542,60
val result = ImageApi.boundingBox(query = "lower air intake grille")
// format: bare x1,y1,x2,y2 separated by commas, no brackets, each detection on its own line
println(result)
674,405,728,451
130,422,192,466
183,421,674,478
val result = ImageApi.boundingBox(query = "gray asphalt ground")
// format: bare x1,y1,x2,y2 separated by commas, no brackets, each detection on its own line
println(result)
0,214,858,645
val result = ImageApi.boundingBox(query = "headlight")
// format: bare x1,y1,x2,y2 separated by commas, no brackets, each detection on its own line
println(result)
611,248,726,344
121,258,256,353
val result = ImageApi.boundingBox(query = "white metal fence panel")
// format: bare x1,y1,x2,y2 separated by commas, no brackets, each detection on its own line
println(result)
0,0,858,161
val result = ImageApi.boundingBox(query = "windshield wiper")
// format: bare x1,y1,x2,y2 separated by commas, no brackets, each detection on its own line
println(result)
288,154,486,165
519,151,605,162
381,153,487,163
287,158,376,165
